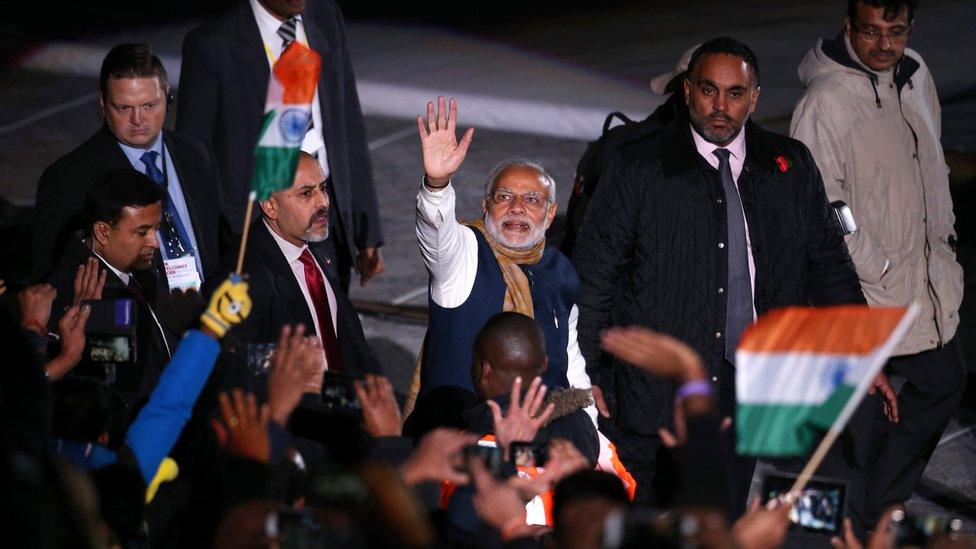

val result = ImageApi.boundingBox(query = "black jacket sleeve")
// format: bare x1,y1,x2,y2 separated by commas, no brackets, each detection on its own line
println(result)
176,30,219,157
795,144,866,306
332,4,383,250
571,152,645,387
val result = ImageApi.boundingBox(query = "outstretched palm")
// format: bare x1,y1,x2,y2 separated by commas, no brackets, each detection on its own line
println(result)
416,96,475,184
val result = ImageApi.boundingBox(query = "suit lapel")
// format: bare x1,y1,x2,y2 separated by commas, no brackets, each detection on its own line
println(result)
162,132,211,272
236,1,271,106
96,125,138,170
253,222,317,331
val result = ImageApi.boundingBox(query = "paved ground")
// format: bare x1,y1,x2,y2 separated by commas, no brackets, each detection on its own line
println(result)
1,0,974,534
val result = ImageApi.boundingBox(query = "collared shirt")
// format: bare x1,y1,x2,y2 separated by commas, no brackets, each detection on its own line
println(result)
117,135,205,282
249,0,330,178
415,180,593,422
691,125,757,318
89,245,172,358
262,219,339,370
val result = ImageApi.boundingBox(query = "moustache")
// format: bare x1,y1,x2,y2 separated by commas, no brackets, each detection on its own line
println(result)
707,113,734,123
307,208,329,228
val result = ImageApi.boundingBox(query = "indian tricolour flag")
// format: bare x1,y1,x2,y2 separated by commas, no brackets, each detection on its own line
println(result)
736,304,917,457
250,42,322,201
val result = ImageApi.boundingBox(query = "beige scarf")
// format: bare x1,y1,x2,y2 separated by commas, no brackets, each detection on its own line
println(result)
464,219,545,318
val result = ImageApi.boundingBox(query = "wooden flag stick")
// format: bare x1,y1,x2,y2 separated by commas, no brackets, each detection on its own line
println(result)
788,426,840,493
235,191,258,275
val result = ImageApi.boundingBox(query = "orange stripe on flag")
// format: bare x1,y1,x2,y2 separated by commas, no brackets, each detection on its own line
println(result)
738,306,908,354
274,43,322,105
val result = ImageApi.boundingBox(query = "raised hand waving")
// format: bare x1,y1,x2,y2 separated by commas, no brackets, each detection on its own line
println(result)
416,96,475,187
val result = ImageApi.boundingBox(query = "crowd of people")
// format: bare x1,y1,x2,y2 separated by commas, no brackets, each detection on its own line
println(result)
0,0,971,546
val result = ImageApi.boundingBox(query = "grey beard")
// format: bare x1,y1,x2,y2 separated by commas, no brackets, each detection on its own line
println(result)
484,214,545,250
302,226,329,243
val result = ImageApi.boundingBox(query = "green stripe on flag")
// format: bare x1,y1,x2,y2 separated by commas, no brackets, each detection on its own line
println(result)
736,385,855,456
251,146,301,201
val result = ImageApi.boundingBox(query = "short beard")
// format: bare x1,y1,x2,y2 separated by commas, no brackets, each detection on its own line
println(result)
302,210,330,243
303,226,329,243
688,108,744,147
484,213,546,251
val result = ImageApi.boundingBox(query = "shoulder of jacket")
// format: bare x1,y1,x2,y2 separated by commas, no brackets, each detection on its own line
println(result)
43,130,110,176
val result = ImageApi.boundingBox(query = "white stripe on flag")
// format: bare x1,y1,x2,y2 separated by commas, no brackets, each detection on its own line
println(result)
736,351,877,405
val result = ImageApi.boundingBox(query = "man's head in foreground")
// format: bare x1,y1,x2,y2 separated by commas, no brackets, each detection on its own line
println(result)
471,312,548,399
846,0,916,72
261,152,331,247
84,169,164,272
98,43,169,149
684,37,761,147
481,160,557,251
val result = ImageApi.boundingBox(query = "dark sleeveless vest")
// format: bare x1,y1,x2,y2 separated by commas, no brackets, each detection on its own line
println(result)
421,229,579,395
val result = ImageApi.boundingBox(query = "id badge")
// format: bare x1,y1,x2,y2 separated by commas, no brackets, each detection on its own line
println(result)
164,255,202,292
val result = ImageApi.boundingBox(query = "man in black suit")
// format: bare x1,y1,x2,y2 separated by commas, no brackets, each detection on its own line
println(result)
47,170,178,410
220,151,378,390
178,0,385,290
33,43,223,292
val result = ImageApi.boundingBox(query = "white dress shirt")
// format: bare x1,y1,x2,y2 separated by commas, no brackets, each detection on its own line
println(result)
250,0,330,178
691,125,757,318
415,181,593,400
90,247,171,358
263,220,339,370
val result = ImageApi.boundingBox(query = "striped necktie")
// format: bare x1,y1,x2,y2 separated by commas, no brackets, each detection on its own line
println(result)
277,17,298,51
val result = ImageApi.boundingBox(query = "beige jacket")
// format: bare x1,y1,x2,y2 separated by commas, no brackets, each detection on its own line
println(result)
791,34,962,355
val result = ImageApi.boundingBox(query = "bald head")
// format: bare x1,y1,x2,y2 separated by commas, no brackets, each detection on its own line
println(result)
471,312,548,399
259,152,331,246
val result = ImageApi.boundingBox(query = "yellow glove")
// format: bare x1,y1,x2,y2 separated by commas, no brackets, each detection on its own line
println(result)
200,274,252,338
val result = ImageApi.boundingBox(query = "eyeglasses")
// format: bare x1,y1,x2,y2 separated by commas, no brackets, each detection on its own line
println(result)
851,21,911,44
489,189,550,210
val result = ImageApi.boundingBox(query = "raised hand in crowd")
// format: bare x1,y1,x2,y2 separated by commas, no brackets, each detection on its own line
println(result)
601,326,706,383
417,96,475,188
18,283,57,335
869,373,899,424
830,508,900,549
354,373,402,438
213,389,271,463
72,257,106,306
488,376,555,459
266,324,317,426
44,303,92,381
200,274,252,339
400,428,477,486
470,455,540,542
730,495,793,549
602,326,733,446
534,438,590,492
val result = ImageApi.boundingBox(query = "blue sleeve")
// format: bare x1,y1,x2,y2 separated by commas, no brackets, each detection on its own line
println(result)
126,329,220,482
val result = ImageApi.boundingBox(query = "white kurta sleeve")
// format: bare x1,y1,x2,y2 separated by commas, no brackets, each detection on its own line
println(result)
415,180,478,308
565,304,598,426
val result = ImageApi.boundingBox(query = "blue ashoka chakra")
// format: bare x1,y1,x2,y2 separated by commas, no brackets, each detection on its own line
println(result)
279,108,311,145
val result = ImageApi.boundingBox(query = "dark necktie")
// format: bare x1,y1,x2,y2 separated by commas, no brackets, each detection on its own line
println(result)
713,149,753,365
277,17,298,51
140,151,193,260
126,276,147,306
298,249,343,372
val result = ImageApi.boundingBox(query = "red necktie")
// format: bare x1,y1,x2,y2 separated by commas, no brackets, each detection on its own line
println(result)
298,249,343,372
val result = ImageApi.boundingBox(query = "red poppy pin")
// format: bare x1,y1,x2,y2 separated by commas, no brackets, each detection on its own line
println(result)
775,155,790,173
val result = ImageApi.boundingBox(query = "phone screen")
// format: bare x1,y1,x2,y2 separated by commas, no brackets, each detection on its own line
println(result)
761,472,847,537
